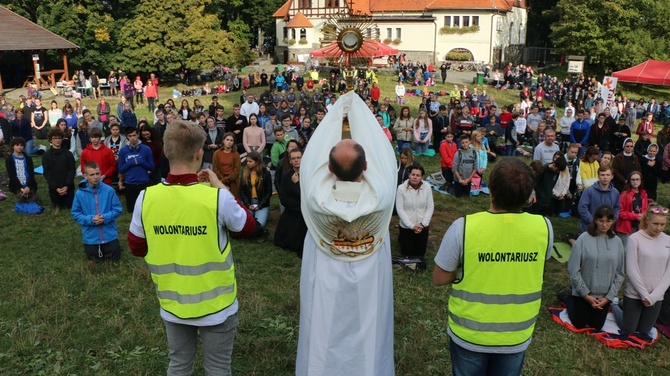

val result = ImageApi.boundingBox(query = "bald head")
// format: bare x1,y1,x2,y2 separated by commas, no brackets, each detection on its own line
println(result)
328,139,366,182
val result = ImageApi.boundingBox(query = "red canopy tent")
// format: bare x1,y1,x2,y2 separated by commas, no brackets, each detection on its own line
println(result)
612,59,670,86
310,40,399,59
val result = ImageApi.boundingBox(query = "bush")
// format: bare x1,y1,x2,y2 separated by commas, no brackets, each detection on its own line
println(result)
299,38,308,45
383,38,393,45
439,25,480,35
445,51,472,61
287,38,296,46
392,38,401,45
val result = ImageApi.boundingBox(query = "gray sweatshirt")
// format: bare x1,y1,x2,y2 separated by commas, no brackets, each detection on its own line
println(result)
569,232,625,302
452,148,477,180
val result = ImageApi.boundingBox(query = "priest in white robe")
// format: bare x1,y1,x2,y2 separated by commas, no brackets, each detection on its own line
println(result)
296,91,397,376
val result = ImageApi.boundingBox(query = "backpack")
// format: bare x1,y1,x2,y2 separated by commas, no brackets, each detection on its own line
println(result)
14,201,45,215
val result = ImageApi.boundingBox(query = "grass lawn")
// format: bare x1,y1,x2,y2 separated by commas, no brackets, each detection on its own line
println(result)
2,71,670,375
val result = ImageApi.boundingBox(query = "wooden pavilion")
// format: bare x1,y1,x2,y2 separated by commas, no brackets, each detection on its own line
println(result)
0,5,78,93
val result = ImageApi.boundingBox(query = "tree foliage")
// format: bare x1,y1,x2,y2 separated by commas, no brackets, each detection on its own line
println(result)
550,0,670,72
0,0,266,74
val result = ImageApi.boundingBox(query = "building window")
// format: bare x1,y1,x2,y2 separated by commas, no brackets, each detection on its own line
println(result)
519,23,524,44
299,0,311,8
387,28,392,38
300,28,307,40
291,28,296,40
509,22,514,44
444,16,451,27
473,16,479,26
326,0,339,8
283,27,288,39
453,16,460,27
396,28,401,40
463,16,470,27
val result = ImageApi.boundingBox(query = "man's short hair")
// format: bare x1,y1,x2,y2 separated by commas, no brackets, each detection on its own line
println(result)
460,134,470,141
84,161,99,170
88,127,102,138
282,114,291,122
273,126,284,134
10,137,25,147
82,109,91,116
48,128,65,140
489,158,535,212
232,103,240,109
163,120,207,165
598,165,613,174
328,142,366,182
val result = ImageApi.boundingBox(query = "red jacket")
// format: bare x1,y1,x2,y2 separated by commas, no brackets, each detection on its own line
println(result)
616,189,648,234
439,139,458,168
370,86,381,101
81,143,117,185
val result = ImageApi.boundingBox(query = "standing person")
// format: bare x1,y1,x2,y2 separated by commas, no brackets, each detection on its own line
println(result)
213,133,241,199
396,164,434,257
242,113,266,154
48,100,63,129
42,128,76,211
578,165,620,232
71,161,123,265
612,138,641,193
274,147,308,256
395,80,405,105
227,104,248,153
145,79,158,114
31,98,48,139
413,109,432,156
615,204,670,336
567,205,625,330
297,92,396,376
571,110,591,157
80,128,116,186
117,127,154,213
89,70,100,99
202,117,223,170
96,97,111,130
439,61,449,84
434,157,553,376
616,171,648,249
139,123,163,186
532,129,560,165
439,131,458,190
133,76,144,105
452,134,477,198
127,119,256,376
393,106,413,153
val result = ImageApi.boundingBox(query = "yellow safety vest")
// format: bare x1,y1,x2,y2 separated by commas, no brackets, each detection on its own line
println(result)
142,183,235,319
448,211,549,346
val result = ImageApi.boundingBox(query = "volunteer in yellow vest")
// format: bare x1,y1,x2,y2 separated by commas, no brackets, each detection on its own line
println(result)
128,119,256,376
433,157,553,376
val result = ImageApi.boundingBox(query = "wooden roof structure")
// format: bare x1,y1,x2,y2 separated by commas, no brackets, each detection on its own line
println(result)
0,6,78,51
0,5,78,92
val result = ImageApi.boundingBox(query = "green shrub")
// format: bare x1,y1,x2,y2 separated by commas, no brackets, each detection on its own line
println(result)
439,25,480,35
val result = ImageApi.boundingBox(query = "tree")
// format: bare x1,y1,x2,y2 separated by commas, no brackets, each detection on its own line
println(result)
115,0,235,74
550,0,670,72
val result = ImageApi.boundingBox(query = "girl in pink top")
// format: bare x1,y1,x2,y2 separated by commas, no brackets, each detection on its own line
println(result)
243,113,266,154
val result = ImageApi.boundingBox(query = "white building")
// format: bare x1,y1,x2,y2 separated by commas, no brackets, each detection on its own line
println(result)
273,0,529,67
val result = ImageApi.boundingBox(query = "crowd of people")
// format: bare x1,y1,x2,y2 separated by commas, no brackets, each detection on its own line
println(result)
4,61,670,376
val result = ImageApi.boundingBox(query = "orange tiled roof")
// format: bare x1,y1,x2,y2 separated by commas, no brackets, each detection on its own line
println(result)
349,0,372,16
273,0,291,18
369,0,513,12
286,12,314,28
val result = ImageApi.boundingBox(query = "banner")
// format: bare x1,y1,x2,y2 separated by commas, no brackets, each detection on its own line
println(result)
600,76,618,116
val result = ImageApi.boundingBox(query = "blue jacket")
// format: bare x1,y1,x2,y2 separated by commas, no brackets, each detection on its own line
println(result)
578,182,620,231
118,143,154,184
121,110,137,128
71,180,122,245
570,119,590,145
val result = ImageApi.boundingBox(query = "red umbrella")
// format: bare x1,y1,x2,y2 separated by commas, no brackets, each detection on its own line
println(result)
310,40,398,59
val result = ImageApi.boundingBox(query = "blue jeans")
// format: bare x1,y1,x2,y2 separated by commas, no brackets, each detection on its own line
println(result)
450,338,526,376
25,138,38,156
397,140,412,153
253,207,269,227
415,141,429,155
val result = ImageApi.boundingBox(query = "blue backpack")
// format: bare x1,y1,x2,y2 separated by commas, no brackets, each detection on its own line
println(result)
14,202,45,215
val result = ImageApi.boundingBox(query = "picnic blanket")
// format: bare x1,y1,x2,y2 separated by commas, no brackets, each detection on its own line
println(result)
549,306,659,349
427,172,489,196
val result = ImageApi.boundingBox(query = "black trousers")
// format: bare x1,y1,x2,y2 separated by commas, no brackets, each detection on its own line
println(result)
124,182,148,213
398,226,429,257
84,239,121,263
48,187,74,209
566,295,609,330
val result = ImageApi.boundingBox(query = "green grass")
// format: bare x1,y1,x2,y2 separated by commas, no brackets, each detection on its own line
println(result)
2,73,670,375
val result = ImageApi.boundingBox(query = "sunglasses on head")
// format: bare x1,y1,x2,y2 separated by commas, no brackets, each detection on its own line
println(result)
651,207,669,214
